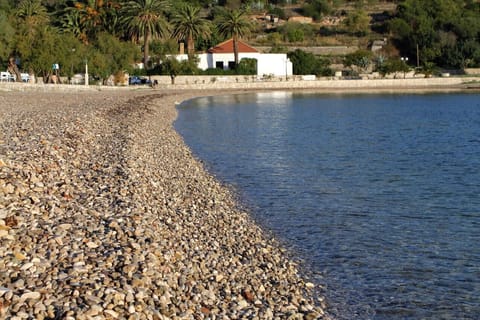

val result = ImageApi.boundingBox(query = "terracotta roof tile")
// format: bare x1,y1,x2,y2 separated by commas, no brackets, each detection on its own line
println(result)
208,39,259,54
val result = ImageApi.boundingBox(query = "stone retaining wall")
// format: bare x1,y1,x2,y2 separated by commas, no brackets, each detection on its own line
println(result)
159,77,477,91
254,46,359,55
464,68,480,75
1,76,477,92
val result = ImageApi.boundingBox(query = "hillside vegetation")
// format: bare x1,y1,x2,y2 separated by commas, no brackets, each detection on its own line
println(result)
1,0,479,82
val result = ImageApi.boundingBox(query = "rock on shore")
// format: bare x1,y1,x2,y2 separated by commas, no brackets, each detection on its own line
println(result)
0,89,328,319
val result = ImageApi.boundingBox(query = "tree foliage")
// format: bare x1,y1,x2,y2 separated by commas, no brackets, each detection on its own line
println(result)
171,3,212,58
216,8,253,67
2,0,480,82
389,0,480,68
278,22,315,43
344,49,374,72
121,0,170,67
287,49,332,76
0,10,15,64
302,0,332,21
236,57,256,74
343,9,370,36
377,57,411,77
89,32,140,81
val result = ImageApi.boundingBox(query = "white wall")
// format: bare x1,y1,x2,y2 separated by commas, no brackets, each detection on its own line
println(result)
202,53,261,70
172,52,292,77
257,54,292,77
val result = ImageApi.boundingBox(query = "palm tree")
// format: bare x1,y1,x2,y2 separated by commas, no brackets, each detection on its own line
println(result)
216,8,253,68
60,0,111,44
121,0,170,68
12,0,50,81
60,8,83,41
171,4,211,59
15,0,49,36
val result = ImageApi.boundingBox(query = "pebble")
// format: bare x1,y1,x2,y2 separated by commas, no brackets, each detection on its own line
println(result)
0,287,10,296
20,291,41,302
0,89,330,319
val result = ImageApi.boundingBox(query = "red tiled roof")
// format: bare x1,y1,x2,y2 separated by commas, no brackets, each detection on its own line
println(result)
208,38,259,54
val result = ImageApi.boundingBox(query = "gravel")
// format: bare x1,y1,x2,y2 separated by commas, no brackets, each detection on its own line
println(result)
0,89,329,319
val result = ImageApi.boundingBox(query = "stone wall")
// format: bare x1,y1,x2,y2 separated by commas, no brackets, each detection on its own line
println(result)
464,68,480,75
156,76,477,91
1,76,477,93
254,46,358,55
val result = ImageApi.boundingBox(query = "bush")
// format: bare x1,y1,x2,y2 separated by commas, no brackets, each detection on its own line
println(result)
302,0,332,21
344,49,374,72
199,60,256,76
201,68,237,75
236,58,257,75
288,49,333,76
279,22,315,43
268,7,287,20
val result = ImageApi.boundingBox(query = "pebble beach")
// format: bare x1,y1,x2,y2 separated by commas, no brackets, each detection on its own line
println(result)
0,89,328,319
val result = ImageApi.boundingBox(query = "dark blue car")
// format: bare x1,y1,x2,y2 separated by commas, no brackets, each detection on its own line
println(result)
129,76,151,85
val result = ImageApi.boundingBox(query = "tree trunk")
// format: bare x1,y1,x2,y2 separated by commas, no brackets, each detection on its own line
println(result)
143,31,150,69
233,35,239,69
7,57,22,82
187,35,194,60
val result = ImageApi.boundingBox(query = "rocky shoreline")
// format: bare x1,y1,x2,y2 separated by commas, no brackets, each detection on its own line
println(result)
0,90,328,319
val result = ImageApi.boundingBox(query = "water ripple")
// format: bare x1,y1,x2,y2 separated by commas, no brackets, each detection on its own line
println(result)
176,92,480,320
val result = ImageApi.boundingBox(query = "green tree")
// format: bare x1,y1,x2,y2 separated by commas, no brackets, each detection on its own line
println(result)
0,11,15,66
279,22,315,43
59,7,83,40
343,9,370,36
100,1,123,37
161,56,180,84
236,57,256,74
149,38,178,66
171,4,212,58
302,0,332,21
0,0,16,13
287,49,332,76
89,32,140,82
10,0,51,80
343,49,374,73
216,8,253,68
16,26,68,82
121,0,170,68
60,0,113,44
15,0,49,24
179,55,200,75
15,0,49,37
389,0,480,68
378,57,411,78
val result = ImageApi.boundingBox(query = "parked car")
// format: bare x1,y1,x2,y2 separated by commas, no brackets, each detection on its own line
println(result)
20,73,30,82
0,71,14,82
0,71,30,82
129,75,151,85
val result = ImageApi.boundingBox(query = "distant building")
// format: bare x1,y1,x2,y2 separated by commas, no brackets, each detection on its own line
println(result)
287,16,313,24
371,38,387,52
174,38,293,78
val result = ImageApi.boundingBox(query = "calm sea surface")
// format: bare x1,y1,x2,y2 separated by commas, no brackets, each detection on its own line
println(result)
175,92,480,319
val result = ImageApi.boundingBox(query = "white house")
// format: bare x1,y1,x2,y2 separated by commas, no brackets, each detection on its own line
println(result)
175,39,293,78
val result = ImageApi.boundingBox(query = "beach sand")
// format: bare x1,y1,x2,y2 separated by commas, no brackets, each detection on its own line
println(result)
0,88,328,319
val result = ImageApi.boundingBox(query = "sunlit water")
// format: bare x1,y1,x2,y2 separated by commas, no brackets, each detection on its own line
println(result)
175,92,480,319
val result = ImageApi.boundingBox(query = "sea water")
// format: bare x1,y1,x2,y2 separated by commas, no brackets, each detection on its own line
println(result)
175,92,480,319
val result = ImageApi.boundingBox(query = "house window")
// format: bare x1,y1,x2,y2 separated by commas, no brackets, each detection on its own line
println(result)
228,61,235,69
215,61,224,69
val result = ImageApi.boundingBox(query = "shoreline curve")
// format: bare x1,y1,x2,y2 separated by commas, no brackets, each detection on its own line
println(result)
0,89,330,319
